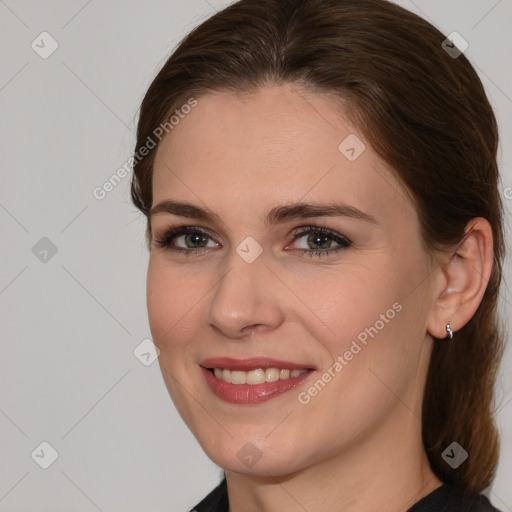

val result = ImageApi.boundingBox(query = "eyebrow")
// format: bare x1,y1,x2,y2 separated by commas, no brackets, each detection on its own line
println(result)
149,199,378,225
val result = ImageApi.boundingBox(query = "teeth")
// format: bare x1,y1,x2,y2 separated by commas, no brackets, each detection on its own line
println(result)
231,371,246,384
212,367,308,385
265,368,280,382
247,368,265,385
280,369,291,380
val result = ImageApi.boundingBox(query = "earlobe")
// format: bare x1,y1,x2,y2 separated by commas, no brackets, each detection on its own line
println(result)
426,218,494,340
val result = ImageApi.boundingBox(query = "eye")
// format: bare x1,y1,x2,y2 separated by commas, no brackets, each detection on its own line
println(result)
152,224,352,259
153,226,219,255
288,226,352,258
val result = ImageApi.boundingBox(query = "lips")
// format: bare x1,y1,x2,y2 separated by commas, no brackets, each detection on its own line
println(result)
214,367,308,385
200,357,315,404
201,357,314,372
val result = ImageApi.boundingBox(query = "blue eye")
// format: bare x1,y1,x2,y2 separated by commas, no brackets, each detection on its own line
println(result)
153,225,352,258
153,226,218,256
290,226,352,258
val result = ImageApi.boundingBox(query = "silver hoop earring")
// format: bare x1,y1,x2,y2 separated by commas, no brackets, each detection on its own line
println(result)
445,323,454,340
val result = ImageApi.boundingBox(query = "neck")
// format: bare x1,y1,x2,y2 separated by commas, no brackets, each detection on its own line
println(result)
225,404,443,512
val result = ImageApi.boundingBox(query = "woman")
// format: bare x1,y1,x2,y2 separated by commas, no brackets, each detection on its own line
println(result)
130,0,506,510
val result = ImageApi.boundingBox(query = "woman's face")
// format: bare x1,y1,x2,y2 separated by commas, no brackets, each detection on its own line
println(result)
147,84,439,476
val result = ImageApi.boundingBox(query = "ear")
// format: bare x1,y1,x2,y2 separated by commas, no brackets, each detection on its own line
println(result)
427,218,494,339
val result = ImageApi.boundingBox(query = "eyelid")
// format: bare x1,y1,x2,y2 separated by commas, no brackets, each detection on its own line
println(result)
288,224,352,243
153,223,352,256
153,225,219,248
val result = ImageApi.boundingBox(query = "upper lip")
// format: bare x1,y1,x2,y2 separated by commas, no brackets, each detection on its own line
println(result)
200,357,315,372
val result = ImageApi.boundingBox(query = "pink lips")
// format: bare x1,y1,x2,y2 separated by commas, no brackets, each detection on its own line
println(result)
200,357,315,404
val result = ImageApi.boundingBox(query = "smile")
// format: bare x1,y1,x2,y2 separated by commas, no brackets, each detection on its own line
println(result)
200,358,315,404
213,367,308,384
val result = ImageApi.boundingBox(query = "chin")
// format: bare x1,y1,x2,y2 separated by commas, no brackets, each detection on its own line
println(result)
196,432,311,478
211,451,304,478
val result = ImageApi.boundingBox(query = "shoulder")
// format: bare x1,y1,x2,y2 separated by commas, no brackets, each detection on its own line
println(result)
469,494,503,512
190,479,503,512
189,477,228,512
408,483,503,512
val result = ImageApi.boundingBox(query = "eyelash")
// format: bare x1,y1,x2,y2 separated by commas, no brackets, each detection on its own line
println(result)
153,224,352,259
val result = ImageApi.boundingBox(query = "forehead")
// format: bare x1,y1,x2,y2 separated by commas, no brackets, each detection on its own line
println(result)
151,84,412,226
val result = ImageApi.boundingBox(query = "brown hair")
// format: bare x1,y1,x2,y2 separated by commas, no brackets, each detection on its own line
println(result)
130,0,505,494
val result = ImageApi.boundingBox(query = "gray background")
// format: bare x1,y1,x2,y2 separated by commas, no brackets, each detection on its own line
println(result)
1,1,511,511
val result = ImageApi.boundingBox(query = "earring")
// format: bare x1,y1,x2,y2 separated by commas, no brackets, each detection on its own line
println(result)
445,323,454,340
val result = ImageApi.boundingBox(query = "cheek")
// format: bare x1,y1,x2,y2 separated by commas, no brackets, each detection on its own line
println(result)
312,257,426,391
146,258,202,354
316,265,401,343
331,262,431,399
146,258,206,423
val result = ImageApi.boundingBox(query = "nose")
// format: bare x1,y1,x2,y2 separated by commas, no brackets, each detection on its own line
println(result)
205,249,285,339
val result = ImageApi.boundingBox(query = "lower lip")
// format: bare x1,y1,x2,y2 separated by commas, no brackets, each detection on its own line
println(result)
201,367,314,404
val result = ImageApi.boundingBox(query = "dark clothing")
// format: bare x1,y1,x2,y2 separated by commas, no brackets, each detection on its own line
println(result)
191,477,502,512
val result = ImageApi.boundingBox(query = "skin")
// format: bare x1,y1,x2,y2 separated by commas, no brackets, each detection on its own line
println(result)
146,83,494,512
